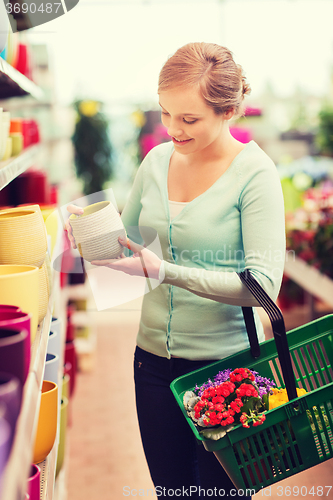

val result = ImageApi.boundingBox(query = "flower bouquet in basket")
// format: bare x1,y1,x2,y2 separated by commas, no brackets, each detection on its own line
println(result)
183,368,276,440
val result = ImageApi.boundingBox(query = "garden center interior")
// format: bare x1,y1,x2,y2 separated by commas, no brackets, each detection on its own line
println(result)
0,0,333,499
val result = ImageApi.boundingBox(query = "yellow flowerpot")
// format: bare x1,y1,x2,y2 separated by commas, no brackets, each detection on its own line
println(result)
56,396,68,477
38,261,50,324
0,206,47,267
1,137,12,162
61,373,70,400
33,380,58,464
43,209,59,258
0,265,39,343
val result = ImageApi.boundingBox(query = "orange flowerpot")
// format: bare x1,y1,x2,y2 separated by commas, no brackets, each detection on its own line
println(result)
33,381,58,464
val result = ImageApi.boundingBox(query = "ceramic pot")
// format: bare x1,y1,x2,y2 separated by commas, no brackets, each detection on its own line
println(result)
43,208,59,258
64,342,76,397
0,206,47,268
0,119,10,161
47,329,61,361
0,305,21,313
0,265,39,342
43,353,60,385
9,133,23,156
0,416,11,495
69,201,126,262
9,119,22,135
62,367,72,426
55,397,68,477
1,137,12,162
11,171,49,206
0,373,22,448
0,328,28,386
44,354,61,408
33,381,58,464
38,261,49,324
61,373,70,400
0,311,31,380
50,317,62,338
26,463,40,500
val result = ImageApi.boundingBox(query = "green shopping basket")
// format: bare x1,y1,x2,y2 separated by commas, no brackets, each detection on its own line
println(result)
170,271,333,492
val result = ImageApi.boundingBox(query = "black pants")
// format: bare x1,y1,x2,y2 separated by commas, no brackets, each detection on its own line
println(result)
134,346,251,499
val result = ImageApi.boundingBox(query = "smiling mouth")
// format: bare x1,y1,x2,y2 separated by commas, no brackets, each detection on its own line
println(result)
173,137,192,143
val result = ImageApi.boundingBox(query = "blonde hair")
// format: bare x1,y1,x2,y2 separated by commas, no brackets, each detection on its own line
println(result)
158,42,251,117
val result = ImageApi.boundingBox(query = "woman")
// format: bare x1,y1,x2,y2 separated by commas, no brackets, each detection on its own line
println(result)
67,42,285,498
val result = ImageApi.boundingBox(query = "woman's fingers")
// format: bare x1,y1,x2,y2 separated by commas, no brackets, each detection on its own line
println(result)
67,204,84,216
118,235,144,253
65,204,83,249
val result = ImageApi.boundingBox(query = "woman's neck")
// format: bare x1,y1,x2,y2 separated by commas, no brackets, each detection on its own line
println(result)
182,128,245,170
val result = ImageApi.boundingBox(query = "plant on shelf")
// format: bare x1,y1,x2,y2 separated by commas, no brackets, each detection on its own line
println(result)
316,107,333,157
72,100,113,196
285,182,333,279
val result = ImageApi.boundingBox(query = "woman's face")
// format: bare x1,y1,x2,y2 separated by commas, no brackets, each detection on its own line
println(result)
158,85,227,156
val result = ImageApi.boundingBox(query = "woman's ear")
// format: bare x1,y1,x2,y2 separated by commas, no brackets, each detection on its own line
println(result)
223,108,236,121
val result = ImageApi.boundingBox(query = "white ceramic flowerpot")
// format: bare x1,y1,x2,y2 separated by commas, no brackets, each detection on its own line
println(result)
69,201,126,262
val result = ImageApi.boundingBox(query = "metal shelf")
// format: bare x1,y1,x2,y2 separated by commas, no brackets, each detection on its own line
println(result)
0,144,41,191
0,58,44,100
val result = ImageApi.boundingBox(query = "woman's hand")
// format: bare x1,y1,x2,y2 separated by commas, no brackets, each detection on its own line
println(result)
91,236,162,280
65,204,84,249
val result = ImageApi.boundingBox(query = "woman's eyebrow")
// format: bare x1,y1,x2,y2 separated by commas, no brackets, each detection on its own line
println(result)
158,103,201,117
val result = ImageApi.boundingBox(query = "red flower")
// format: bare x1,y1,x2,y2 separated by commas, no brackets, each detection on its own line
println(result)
236,383,258,398
230,368,255,383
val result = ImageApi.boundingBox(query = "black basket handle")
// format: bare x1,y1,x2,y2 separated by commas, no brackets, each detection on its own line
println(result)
239,270,298,402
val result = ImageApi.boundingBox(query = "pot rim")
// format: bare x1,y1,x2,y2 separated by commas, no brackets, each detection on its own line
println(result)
69,201,111,221
0,264,39,278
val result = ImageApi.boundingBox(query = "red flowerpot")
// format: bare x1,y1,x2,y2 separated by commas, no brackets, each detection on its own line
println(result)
64,342,77,397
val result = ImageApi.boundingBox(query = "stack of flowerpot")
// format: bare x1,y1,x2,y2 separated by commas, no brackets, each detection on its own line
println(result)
0,205,55,495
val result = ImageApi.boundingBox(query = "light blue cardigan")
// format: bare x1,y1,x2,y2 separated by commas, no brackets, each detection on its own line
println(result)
121,140,285,360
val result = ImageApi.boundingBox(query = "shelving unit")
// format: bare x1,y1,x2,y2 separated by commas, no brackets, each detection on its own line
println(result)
0,144,41,190
0,54,68,500
0,58,44,100
2,280,55,500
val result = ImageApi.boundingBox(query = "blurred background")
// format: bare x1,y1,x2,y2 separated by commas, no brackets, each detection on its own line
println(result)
1,1,333,499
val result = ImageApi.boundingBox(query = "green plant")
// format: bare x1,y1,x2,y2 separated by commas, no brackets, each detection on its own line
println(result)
72,100,113,195
316,108,333,156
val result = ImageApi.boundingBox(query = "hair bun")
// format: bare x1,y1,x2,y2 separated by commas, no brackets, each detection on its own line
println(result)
242,80,251,96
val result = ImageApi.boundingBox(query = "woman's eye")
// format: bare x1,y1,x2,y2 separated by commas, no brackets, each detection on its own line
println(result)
161,111,169,116
183,118,197,124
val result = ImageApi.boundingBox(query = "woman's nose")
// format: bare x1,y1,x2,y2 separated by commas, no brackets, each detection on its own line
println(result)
167,124,183,137
166,118,183,138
